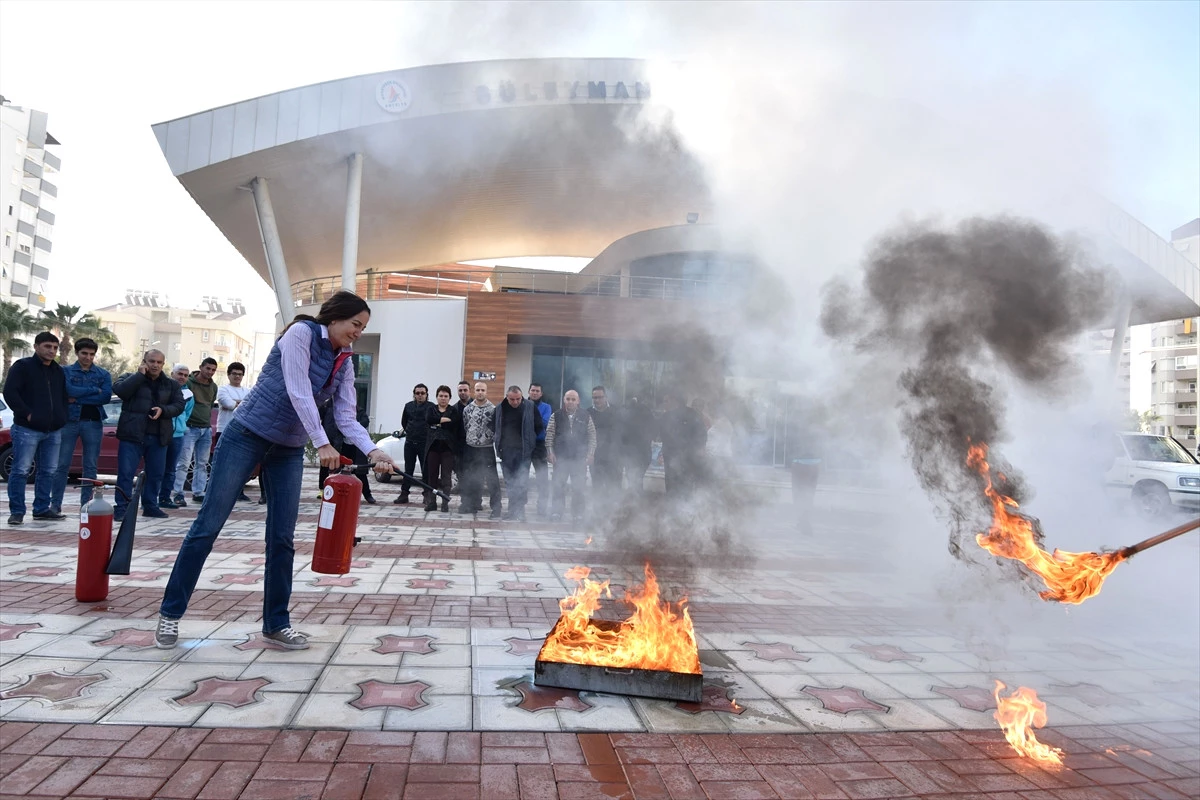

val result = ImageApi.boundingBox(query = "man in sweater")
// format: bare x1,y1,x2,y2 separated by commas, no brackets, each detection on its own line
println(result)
493,385,544,522
172,357,218,506
546,389,596,524
216,362,253,502
4,332,69,524
50,337,112,515
459,382,501,519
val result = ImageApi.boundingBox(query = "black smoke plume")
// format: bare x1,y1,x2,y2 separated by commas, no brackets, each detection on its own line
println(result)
821,216,1115,560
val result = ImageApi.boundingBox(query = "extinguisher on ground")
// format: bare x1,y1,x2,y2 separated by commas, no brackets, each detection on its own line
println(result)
312,457,365,575
76,480,114,602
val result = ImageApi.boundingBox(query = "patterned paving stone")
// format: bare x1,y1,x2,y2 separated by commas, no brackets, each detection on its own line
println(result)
0,622,42,640
350,679,431,710
214,574,262,585
510,679,593,712
311,575,359,587
373,635,438,655
932,685,995,712
505,637,544,656
802,685,890,714
408,578,451,589
853,643,924,662
93,628,156,648
175,676,270,708
0,670,107,701
743,641,812,662
500,580,541,591
675,684,744,715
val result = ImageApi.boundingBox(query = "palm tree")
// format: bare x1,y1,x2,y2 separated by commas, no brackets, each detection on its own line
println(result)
0,301,40,382
39,303,121,365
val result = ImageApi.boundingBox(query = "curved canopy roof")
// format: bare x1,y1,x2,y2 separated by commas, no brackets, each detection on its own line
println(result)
152,58,711,286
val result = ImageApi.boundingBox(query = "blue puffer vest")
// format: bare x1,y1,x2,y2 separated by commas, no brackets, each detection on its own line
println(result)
237,320,350,447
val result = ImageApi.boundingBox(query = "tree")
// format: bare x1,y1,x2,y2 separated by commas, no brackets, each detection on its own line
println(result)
1123,409,1160,433
39,303,120,365
0,301,39,382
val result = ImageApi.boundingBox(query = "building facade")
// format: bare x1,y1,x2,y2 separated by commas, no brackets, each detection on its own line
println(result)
0,97,61,310
1147,219,1200,444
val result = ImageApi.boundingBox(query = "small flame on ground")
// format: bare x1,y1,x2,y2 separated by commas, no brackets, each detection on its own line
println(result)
993,681,1064,765
585,536,593,545
538,563,700,674
968,442,1125,603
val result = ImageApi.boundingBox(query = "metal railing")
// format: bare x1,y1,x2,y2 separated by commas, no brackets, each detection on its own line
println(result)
290,270,736,307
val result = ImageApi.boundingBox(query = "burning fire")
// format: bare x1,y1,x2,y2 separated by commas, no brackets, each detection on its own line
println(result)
992,681,1064,765
538,564,701,674
967,442,1125,603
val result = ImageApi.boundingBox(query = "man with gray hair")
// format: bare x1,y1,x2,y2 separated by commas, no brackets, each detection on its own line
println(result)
112,349,185,521
492,384,543,522
546,389,596,523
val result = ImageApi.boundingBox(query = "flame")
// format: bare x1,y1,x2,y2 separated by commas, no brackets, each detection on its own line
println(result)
585,536,593,545
967,442,1125,603
992,681,1064,765
538,564,701,674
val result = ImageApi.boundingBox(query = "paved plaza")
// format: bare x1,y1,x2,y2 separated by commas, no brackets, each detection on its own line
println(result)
2,469,1198,798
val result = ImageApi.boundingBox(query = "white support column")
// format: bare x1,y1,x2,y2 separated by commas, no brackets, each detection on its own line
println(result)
1108,293,1133,381
249,177,294,327
342,152,364,293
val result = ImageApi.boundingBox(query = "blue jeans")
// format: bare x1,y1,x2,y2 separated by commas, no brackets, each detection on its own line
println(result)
6,424,61,517
51,420,104,509
115,438,168,518
160,436,183,503
160,418,303,634
500,452,531,513
174,426,212,496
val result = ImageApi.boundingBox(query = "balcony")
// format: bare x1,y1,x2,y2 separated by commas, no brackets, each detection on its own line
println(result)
291,269,735,308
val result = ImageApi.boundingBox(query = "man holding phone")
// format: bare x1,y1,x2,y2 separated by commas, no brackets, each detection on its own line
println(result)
111,349,186,521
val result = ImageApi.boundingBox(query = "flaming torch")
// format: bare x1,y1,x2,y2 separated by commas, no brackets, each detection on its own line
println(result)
993,681,1064,765
967,442,1199,604
534,564,702,702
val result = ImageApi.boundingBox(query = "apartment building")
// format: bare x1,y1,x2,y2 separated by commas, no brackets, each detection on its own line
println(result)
1147,219,1200,444
0,97,61,310
93,293,257,376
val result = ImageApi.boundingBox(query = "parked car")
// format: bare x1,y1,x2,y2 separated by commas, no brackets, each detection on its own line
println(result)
1105,432,1200,517
0,397,124,483
0,396,13,430
372,430,405,482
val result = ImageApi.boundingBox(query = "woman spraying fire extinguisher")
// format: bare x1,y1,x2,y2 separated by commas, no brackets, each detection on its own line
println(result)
154,291,396,650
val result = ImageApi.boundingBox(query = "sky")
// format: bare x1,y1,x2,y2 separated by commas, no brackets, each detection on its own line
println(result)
0,0,1197,335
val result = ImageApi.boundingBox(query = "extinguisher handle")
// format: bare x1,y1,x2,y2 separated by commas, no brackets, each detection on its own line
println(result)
339,456,353,466
84,479,105,487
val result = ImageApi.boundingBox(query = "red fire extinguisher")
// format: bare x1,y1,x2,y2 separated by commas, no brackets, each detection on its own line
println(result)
312,457,363,575
76,480,114,602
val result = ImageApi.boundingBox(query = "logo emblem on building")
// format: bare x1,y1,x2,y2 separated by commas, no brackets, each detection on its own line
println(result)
376,79,412,113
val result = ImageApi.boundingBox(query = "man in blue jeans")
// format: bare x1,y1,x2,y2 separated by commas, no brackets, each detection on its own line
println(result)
3,332,68,525
112,350,186,521
50,338,112,515
172,357,217,506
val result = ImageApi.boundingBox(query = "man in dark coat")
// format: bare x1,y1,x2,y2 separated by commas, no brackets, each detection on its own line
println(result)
492,385,544,522
4,332,69,524
396,384,432,505
112,349,186,521
659,392,708,497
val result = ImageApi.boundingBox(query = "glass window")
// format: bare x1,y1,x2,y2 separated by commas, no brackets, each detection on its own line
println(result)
531,351,564,408
1122,435,1197,464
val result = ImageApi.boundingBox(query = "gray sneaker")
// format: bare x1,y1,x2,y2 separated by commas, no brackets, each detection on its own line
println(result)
263,627,309,650
155,616,179,649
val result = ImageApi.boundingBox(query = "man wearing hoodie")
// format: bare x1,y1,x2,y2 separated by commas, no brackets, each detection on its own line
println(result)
4,332,69,525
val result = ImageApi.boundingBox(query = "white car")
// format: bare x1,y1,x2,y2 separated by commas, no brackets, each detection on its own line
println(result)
373,430,406,482
1106,432,1200,517
0,397,12,429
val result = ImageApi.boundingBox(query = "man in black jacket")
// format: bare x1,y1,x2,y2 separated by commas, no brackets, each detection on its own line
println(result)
659,392,708,497
395,384,432,505
4,332,69,525
112,349,186,521
493,385,544,522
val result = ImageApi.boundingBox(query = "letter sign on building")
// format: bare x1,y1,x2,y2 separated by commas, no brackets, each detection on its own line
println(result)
377,79,413,113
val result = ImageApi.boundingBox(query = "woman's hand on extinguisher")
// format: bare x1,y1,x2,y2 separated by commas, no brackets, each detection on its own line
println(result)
317,444,341,470
367,449,396,475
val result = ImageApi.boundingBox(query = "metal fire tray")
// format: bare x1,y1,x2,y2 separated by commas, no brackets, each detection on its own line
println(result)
534,617,703,703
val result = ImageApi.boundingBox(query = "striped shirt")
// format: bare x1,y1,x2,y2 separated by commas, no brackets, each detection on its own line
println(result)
277,322,375,455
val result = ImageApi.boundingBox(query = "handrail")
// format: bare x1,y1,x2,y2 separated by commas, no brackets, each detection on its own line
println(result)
289,270,736,307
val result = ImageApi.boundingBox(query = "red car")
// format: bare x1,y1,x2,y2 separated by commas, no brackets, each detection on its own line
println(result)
0,399,219,483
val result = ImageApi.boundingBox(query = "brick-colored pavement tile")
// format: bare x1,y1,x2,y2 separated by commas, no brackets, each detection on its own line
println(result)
689,763,763,782
819,762,892,782
699,781,780,800
618,746,687,765
741,747,813,765
97,757,184,777
115,726,174,758
196,761,257,800
263,729,315,762
38,736,124,758
832,777,914,799
624,763,671,799
338,744,414,763
26,756,104,797
579,733,621,765
3,723,72,755
483,731,547,748
1163,776,1200,795
190,742,271,762
877,761,942,795
552,764,627,782
788,766,847,800
1,756,66,795
63,723,142,741
518,763,558,800
241,780,328,799
154,729,212,760
156,760,221,800
411,731,448,763
0,722,39,749
480,764,519,800
205,728,279,744
447,731,482,764
483,745,550,764
965,771,1040,792
362,764,408,800
943,757,1014,775
671,734,720,764
546,732,586,764
821,736,871,763
253,761,334,781
407,763,480,782
560,781,633,799
1103,783,1194,800
655,764,706,800
702,736,751,765
302,731,348,762
72,775,168,799
347,731,415,746
612,733,676,748
321,762,370,800
403,783,480,800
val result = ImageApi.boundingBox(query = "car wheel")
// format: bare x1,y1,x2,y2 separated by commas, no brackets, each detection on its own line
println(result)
0,446,36,483
1133,482,1170,518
